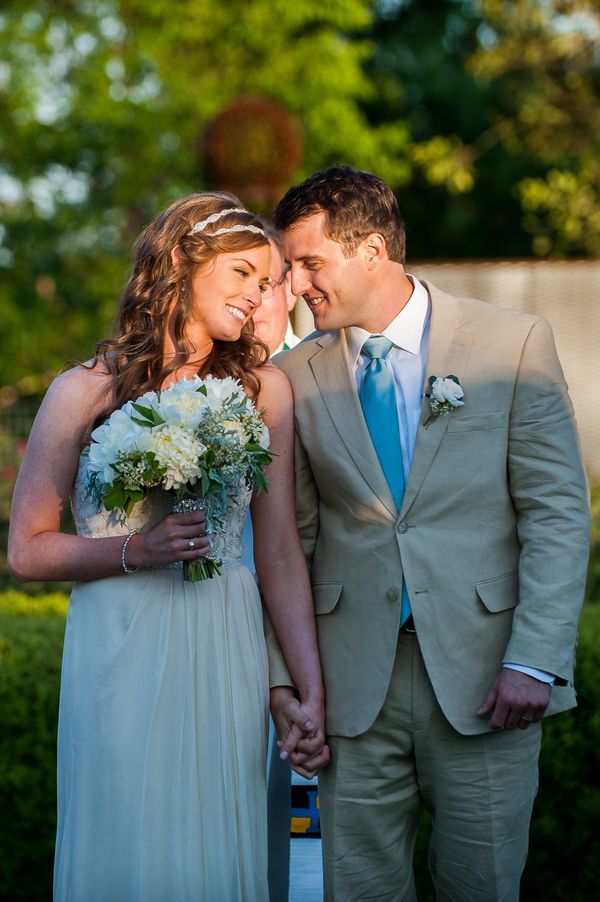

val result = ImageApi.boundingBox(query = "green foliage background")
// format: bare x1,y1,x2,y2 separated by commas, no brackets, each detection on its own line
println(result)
1,0,599,392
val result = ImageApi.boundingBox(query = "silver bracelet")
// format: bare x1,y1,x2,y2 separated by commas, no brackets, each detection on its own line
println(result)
121,530,141,574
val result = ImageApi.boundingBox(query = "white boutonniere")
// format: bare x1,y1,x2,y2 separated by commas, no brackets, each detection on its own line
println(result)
424,374,464,427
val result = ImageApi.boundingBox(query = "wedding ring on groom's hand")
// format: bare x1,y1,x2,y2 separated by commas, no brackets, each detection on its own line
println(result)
188,539,196,550
519,716,533,723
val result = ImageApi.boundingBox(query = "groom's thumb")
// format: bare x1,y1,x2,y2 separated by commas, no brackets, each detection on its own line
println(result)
477,687,496,717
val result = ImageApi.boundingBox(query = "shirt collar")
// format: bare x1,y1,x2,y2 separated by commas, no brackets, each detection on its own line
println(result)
347,275,430,366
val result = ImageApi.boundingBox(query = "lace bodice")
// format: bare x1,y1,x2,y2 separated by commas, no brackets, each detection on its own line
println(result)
71,452,252,568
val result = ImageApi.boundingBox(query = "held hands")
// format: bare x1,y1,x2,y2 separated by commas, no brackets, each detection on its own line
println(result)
477,669,551,730
270,686,330,780
126,511,212,569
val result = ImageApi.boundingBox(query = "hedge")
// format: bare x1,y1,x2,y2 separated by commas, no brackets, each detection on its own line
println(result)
0,592,599,901
0,592,68,902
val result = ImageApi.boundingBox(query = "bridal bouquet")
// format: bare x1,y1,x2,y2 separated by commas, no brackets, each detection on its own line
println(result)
85,375,272,580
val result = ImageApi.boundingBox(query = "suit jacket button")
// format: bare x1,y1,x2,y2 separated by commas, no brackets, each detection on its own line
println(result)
396,520,408,533
386,587,399,602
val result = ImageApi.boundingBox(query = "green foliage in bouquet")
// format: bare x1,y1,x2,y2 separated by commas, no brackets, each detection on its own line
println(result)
101,449,166,518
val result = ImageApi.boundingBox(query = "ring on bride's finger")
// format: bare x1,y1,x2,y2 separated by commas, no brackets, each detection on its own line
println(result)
519,716,533,723
188,539,196,550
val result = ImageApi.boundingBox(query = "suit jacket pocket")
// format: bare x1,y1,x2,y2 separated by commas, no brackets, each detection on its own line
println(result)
312,582,343,615
447,411,505,433
475,572,519,612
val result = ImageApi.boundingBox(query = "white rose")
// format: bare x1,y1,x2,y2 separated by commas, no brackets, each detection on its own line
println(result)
155,382,210,430
88,408,148,484
201,375,247,411
131,390,160,409
430,377,464,408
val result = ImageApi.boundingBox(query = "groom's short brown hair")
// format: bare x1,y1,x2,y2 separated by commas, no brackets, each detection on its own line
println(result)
273,165,406,263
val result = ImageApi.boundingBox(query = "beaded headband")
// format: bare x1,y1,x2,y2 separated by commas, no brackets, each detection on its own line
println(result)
186,207,266,238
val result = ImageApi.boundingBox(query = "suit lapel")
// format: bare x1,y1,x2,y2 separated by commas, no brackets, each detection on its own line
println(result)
400,282,473,516
309,330,397,518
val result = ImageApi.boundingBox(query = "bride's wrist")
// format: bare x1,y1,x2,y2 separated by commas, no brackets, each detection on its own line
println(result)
121,531,145,571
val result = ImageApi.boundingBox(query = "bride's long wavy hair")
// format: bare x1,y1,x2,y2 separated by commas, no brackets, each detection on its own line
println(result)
91,192,270,423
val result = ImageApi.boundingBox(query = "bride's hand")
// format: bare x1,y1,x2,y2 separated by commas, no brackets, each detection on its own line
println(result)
270,687,330,778
126,510,212,568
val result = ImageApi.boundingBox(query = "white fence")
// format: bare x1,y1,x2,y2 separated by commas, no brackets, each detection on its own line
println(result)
293,260,600,478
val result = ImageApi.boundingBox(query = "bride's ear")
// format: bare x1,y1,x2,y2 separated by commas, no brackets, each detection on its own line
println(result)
170,247,182,269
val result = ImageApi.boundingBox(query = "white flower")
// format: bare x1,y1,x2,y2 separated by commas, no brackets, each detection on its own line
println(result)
132,389,161,408
258,422,270,449
154,379,210,430
245,414,270,448
201,375,248,411
148,424,206,491
222,419,251,443
88,408,149,483
430,377,465,408
425,374,465,426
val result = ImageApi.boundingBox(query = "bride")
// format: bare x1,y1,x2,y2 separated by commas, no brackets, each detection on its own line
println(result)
8,194,326,901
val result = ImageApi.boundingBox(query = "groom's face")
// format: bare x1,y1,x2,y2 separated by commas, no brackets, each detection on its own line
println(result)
282,212,371,332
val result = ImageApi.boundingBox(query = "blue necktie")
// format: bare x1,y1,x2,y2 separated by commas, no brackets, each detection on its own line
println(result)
359,335,412,626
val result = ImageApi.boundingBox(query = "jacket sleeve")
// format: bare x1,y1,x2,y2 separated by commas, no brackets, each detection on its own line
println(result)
504,316,590,683
294,427,320,571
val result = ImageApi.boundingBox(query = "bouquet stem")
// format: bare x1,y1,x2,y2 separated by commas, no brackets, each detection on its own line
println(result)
183,558,222,582
172,494,222,582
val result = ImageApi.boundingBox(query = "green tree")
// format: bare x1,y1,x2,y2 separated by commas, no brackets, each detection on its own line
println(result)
2,0,599,395
369,0,600,258
0,0,413,391
471,0,600,257
368,0,494,258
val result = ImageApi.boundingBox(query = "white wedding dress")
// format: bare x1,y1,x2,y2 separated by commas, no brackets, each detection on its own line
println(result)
53,453,270,902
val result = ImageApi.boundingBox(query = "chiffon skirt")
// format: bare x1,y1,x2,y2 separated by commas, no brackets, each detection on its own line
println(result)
54,566,270,902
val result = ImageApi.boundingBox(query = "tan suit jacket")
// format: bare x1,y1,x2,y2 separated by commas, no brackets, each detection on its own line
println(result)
271,281,590,736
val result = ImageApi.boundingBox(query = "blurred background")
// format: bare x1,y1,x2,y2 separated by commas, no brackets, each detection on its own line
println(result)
1,1,599,900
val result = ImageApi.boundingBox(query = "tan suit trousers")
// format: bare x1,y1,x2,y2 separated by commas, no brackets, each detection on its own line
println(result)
318,632,542,902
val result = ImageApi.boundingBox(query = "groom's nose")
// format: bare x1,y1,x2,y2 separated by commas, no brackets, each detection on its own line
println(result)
289,266,311,298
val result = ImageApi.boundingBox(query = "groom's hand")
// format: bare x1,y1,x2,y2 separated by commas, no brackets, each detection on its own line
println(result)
270,686,330,778
289,742,331,779
477,669,551,730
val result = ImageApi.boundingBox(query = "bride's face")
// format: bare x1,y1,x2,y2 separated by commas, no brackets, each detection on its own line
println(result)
188,245,271,343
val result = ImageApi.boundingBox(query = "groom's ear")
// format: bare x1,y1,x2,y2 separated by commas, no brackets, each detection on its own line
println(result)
359,232,387,270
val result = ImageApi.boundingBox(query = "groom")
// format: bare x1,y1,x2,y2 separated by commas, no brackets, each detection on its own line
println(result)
268,166,590,900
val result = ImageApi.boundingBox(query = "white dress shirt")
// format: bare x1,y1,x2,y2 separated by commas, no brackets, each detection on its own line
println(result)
347,275,430,482
347,275,554,686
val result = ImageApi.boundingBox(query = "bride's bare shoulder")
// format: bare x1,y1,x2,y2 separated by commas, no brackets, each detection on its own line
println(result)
255,364,293,424
257,362,291,394
43,361,113,421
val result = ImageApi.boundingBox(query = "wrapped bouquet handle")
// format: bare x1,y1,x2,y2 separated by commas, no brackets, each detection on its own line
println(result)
172,494,222,581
